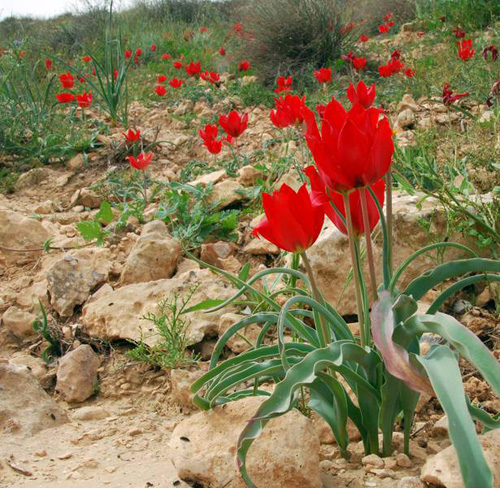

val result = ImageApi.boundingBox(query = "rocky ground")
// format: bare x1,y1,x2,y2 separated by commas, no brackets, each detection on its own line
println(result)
0,92,499,488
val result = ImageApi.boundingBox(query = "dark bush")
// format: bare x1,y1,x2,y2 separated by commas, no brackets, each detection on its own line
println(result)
236,0,356,85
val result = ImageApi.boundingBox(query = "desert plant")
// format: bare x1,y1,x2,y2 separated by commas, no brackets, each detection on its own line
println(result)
128,288,200,370
156,181,240,249
189,83,500,488
33,302,65,364
236,0,355,84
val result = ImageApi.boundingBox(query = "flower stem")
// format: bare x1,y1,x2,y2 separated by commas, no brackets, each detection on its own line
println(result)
343,193,366,347
360,188,378,302
386,172,393,278
300,251,331,347
142,170,148,207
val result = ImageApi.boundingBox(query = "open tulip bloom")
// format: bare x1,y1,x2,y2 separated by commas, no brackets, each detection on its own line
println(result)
189,82,500,488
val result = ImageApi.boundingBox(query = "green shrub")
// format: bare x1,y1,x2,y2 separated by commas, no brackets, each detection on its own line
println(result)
127,289,200,370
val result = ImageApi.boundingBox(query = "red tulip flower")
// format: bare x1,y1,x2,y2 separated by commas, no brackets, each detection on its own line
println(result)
155,85,167,97
201,71,220,84
199,124,222,154
173,61,183,69
347,80,376,109
200,26,208,33
76,92,92,108
405,68,416,78
442,83,469,106
238,60,251,72
379,25,389,34
83,55,91,62
56,93,75,103
59,72,74,89
269,95,306,129
384,12,393,22
359,35,370,43
352,56,366,70
457,39,475,61
124,50,132,59
314,67,332,84
275,76,293,93
157,75,167,83
45,58,52,70
135,48,143,58
169,78,183,88
185,61,201,77
305,166,385,236
453,27,466,39
483,45,498,61
219,111,248,138
251,183,325,253
127,152,153,170
122,129,141,143
302,97,394,192
162,53,171,60
150,44,157,52
219,46,226,56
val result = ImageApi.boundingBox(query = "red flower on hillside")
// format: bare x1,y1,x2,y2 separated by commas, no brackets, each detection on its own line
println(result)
219,111,248,138
251,183,325,253
173,61,183,69
157,75,167,83
305,165,385,236
457,39,475,61
347,80,376,108
83,55,91,62
162,53,171,60
127,152,153,170
442,83,469,106
201,71,220,84
155,85,167,97
269,95,306,129
122,129,141,143
45,58,52,70
219,46,226,56
169,78,183,88
200,26,208,33
314,67,332,84
185,61,202,77
150,44,157,51
302,97,394,191
483,45,498,61
379,25,389,34
135,48,143,57
56,93,75,103
405,68,416,77
238,60,251,72
59,72,74,89
353,56,366,70
359,35,370,43
199,124,222,154
124,50,132,59
76,92,92,108
453,27,466,39
275,76,293,93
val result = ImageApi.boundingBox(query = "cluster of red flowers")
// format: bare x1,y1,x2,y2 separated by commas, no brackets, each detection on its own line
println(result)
378,13,395,34
56,72,92,108
198,111,248,154
252,80,394,252
270,95,306,128
378,50,415,78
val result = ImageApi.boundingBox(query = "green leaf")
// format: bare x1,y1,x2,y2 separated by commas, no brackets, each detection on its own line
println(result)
416,346,493,488
236,341,381,487
182,299,227,314
77,221,107,245
404,258,500,300
371,292,433,394
95,201,114,224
